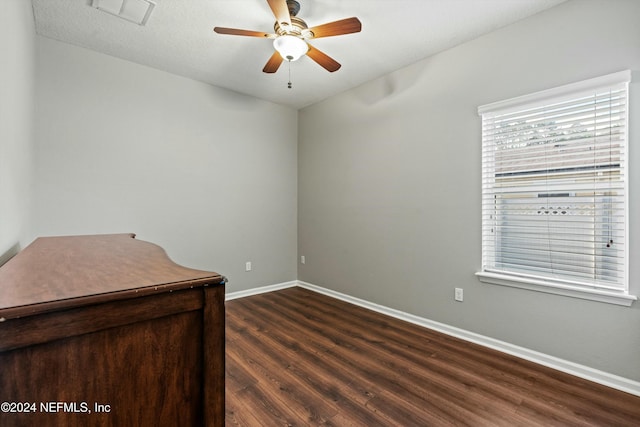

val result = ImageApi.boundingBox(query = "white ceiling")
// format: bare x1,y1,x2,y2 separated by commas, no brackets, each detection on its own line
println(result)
32,0,566,109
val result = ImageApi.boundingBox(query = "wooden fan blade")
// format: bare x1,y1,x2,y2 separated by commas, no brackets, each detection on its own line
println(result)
214,27,274,38
306,44,341,72
309,17,362,39
267,0,291,26
263,51,284,73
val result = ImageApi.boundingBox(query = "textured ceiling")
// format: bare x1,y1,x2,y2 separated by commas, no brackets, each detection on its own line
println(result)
32,0,566,109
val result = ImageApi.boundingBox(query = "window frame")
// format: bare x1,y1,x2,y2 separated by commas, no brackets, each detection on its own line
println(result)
476,71,636,306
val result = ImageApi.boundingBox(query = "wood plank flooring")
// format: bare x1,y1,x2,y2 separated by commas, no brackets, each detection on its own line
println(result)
225,287,640,426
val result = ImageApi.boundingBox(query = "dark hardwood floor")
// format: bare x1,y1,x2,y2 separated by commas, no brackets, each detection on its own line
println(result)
225,287,640,426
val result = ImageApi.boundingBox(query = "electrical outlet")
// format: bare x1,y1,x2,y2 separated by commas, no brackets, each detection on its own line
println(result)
245,261,252,272
301,255,305,264
454,288,463,302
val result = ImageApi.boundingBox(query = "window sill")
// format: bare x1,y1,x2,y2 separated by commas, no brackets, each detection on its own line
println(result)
476,271,637,307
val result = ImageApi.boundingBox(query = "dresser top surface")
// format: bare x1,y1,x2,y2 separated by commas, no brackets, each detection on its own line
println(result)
0,234,224,319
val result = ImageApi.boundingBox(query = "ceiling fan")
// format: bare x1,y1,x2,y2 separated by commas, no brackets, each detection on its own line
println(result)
213,0,362,74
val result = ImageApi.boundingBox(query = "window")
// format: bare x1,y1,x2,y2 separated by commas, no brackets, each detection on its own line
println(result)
477,71,636,306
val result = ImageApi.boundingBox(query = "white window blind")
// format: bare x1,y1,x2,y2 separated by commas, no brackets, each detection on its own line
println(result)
478,71,630,296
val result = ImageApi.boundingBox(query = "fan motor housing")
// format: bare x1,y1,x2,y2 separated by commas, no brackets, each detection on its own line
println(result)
274,16,312,38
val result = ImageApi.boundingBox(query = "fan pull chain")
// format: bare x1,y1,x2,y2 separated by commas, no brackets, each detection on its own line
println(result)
287,60,292,89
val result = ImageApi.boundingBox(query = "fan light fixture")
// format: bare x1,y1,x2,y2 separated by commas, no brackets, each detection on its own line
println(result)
273,35,308,61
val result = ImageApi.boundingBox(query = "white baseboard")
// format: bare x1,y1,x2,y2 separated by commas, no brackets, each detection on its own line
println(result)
226,279,640,397
225,280,297,301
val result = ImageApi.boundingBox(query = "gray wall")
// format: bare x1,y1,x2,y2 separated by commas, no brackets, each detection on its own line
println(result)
298,0,640,381
0,0,35,263
32,37,298,293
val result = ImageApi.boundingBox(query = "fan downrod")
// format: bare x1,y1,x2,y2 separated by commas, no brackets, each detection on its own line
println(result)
287,0,301,17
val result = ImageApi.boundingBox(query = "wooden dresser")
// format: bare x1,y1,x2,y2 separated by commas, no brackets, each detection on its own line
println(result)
0,234,225,427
